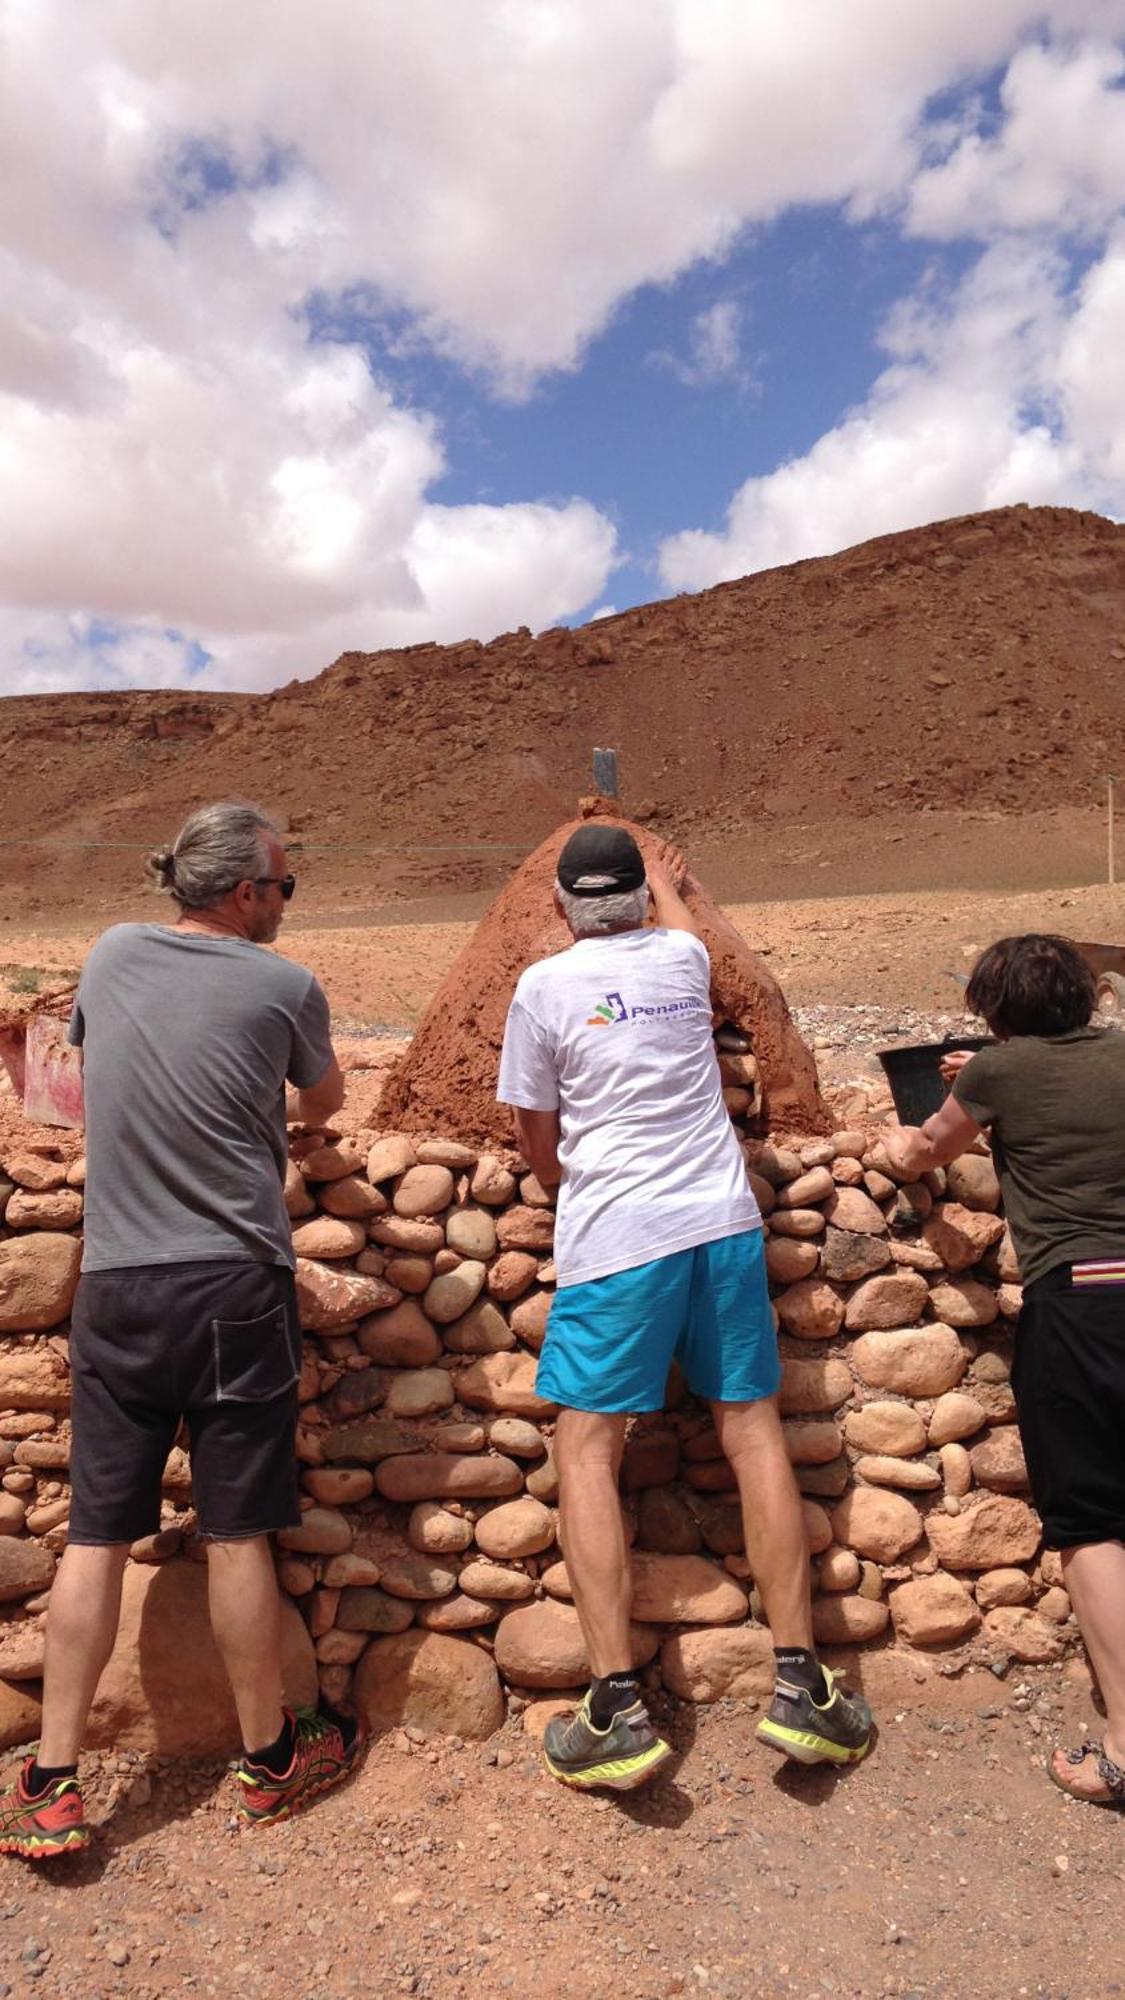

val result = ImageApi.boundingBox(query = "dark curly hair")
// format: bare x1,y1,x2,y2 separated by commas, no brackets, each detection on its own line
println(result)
965,933,1096,1038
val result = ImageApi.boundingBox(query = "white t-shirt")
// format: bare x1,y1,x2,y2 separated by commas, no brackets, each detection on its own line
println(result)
498,927,761,1288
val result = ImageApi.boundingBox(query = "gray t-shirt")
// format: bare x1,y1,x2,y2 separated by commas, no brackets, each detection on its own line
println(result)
69,924,334,1272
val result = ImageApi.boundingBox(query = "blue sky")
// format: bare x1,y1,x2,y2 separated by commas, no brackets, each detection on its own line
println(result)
1,4,1123,692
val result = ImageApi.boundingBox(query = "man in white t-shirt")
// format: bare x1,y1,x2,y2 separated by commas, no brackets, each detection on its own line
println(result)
498,824,872,1790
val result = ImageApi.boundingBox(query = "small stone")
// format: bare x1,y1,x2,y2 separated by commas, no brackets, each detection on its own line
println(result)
975,1566,1033,1610
940,1442,973,1497
776,1166,834,1208
424,1263,488,1324
854,1454,940,1491
458,1560,536,1601
764,1235,820,1284
820,1227,891,1283
291,1216,367,1260
474,1497,555,1560
488,1416,545,1459
775,1278,844,1341
928,1278,1000,1328
487,1251,539,1300
830,1487,924,1562
945,1154,1001,1212
928,1390,987,1446
890,1574,980,1645
812,1594,889,1643
354,1631,505,1739
295,1259,398,1333
366,1135,417,1183
824,1187,888,1236
446,1208,499,1259
779,1356,853,1415
385,1368,456,1419
659,1624,775,1701
408,1501,474,1555
926,1493,1040,1570
375,1453,524,1502
394,1165,455,1219
357,1298,442,1367
277,1507,352,1556
0,1234,81,1333
471,1156,519,1206
844,1401,926,1456
983,1606,1065,1663
817,1545,861,1592
923,1204,1005,1272
495,1206,555,1252
455,1351,557,1417
969,1428,1029,1493
850,1324,968,1397
844,1271,929,1333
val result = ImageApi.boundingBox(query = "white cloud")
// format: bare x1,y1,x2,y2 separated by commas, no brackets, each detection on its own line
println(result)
1,3,1123,693
908,40,1125,240
650,298,755,391
659,34,1125,593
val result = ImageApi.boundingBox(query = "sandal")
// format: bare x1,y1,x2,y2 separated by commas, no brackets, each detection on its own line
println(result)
1048,1740,1125,1809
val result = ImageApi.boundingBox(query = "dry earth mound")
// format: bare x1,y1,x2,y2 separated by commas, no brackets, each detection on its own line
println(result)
3,503,1124,918
379,809,825,1142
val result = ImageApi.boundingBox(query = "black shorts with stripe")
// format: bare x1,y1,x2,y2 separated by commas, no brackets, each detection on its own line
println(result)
1013,1260,1125,1549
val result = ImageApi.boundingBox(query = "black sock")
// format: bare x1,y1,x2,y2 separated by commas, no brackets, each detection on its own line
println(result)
26,1758,78,1797
774,1648,828,1703
244,1712,296,1777
589,1673,642,1728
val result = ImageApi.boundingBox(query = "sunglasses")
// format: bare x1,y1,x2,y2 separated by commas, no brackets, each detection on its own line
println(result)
252,875,296,901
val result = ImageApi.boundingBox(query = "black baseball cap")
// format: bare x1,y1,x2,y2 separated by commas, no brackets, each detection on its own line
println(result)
556,825,646,897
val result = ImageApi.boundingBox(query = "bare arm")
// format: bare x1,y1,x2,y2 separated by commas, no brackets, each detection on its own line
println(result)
646,848,702,941
514,1107,562,1188
293,1055,345,1128
882,1094,984,1178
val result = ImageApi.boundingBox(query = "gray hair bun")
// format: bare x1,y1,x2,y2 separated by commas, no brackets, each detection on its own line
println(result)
144,847,177,893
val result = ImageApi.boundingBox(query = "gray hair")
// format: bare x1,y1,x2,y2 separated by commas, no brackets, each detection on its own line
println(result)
145,802,279,910
557,884,650,937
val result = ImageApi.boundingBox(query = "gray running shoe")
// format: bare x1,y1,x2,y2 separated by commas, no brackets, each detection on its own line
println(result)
756,1666,873,1767
542,1693,673,1791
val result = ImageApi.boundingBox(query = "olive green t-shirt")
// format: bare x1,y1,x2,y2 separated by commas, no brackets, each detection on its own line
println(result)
952,1027,1125,1287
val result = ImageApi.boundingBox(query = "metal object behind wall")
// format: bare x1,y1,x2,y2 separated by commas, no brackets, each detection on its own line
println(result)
592,748,619,797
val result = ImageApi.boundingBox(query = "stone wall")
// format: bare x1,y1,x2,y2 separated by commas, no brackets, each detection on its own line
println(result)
0,1095,1074,1751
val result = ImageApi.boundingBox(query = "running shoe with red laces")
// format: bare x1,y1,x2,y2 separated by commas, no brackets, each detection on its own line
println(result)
0,1760,90,1860
234,1706,364,1825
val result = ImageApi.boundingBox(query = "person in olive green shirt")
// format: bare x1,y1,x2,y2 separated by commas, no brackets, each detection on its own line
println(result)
885,934,1125,1812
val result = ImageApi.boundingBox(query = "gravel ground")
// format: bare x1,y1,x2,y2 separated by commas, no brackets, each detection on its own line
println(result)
2,1661,1123,2000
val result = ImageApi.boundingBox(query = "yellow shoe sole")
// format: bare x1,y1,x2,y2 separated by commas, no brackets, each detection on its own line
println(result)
756,1716,871,1767
543,1735,674,1792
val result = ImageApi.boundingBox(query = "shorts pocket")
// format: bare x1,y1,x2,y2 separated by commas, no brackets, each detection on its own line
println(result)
211,1304,300,1403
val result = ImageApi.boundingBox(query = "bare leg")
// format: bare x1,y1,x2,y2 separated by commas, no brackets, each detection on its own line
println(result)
554,1409,631,1677
1051,1539,1125,1797
206,1536,286,1754
37,1544,130,1766
712,1397,813,1651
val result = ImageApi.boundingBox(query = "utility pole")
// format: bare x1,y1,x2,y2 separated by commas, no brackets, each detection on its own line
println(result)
593,747,619,798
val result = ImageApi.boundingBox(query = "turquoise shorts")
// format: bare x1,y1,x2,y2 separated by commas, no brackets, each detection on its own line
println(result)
536,1227,779,1414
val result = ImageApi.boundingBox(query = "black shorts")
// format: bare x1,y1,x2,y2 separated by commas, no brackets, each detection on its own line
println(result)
68,1261,302,1545
1013,1262,1125,1549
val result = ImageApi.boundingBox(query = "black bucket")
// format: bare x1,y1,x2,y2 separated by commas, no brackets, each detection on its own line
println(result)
877,1037,992,1126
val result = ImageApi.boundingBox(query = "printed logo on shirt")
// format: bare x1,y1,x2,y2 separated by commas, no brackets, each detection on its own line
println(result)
585,989,709,1028
586,990,628,1026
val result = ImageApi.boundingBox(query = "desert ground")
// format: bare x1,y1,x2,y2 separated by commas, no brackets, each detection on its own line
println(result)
3,851,1125,1997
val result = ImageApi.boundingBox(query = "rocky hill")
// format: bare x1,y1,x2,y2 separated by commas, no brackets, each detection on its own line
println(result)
2,503,1124,916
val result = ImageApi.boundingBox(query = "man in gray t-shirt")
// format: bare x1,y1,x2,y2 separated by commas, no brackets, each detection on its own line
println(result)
1,803,363,1863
